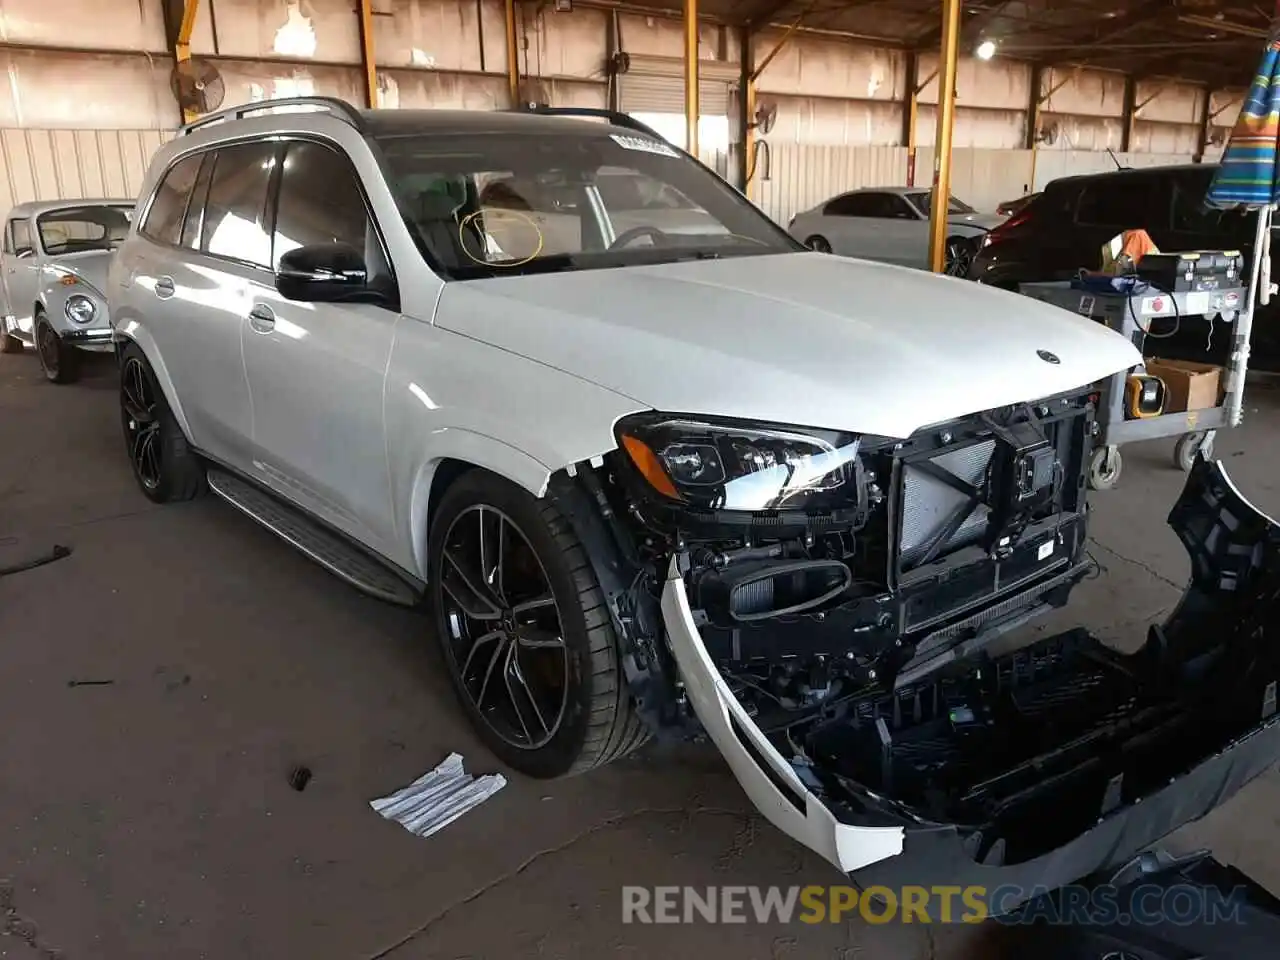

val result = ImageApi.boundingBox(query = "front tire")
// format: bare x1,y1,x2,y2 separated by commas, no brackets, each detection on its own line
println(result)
35,314,79,383
804,235,833,253
118,342,205,503
428,470,647,778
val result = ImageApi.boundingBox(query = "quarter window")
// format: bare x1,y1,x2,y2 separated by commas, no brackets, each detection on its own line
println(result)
271,141,370,269
201,142,276,269
181,152,216,250
142,154,202,245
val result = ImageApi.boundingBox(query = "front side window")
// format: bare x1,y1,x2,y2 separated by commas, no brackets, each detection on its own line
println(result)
11,219,31,256
272,140,371,268
36,205,132,255
142,153,202,245
377,129,799,279
201,142,276,269
1076,176,1168,231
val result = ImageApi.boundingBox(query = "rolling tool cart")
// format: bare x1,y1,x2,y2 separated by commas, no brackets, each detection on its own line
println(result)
1018,276,1249,490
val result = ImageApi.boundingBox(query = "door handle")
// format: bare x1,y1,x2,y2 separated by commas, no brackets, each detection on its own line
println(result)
154,276,175,298
247,305,275,334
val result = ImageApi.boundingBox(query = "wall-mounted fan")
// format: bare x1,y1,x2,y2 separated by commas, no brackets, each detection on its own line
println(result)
1036,123,1059,146
752,100,778,135
171,57,226,116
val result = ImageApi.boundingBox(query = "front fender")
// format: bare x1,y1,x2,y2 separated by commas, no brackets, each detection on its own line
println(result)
404,430,553,579
385,321,647,580
111,325,194,443
37,277,110,336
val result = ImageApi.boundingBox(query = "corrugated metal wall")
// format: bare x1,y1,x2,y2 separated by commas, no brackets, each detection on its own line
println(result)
0,0,1248,225
0,128,176,215
752,144,1218,226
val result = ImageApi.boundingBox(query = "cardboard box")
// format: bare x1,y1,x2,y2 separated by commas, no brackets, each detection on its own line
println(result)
1145,358,1223,413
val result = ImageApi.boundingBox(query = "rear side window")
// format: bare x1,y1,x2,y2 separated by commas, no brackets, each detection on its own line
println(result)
271,141,370,269
824,192,913,219
824,193,871,217
1075,175,1168,231
201,142,276,269
142,154,202,245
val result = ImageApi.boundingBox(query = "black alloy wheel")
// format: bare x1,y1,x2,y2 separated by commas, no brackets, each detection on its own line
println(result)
805,235,833,253
121,355,162,492
437,504,571,752
945,236,975,278
35,318,77,383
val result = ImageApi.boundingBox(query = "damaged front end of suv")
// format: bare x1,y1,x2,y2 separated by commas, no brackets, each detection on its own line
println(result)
549,394,1280,913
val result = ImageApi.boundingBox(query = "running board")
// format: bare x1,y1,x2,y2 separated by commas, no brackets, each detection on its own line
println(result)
205,469,420,607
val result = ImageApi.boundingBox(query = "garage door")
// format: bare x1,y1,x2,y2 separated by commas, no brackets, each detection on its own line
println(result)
618,54,736,116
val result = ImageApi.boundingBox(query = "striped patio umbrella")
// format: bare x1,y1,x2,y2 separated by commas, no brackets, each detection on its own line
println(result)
1203,17,1280,426
1206,23,1280,209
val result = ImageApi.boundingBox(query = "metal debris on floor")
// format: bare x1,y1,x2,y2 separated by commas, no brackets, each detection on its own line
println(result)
370,752,506,839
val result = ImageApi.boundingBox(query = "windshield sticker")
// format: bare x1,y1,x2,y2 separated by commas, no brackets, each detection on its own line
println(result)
610,134,679,158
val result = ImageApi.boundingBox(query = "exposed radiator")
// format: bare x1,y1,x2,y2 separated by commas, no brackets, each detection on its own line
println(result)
899,439,997,569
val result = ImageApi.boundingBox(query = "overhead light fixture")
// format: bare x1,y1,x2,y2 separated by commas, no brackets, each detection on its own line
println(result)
976,40,997,60
555,0,572,10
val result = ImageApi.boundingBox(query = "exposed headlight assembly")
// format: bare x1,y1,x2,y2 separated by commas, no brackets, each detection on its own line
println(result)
65,294,97,325
617,415,861,512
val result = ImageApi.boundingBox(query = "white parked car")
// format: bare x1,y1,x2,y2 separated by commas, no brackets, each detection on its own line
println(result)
1,199,133,382
787,187,1003,275
108,98,1280,908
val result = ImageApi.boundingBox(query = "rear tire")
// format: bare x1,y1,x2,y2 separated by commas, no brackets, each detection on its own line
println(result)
35,314,79,384
804,235,833,254
944,235,975,277
118,342,205,503
428,469,648,778
0,320,21,354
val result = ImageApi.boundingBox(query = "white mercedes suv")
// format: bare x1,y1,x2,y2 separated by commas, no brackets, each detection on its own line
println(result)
108,97,1280,909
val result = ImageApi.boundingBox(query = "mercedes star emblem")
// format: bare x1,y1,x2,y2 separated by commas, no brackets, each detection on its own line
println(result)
1037,349,1061,364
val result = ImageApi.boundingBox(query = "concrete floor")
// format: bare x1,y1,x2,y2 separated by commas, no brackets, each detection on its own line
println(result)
2,351,1280,960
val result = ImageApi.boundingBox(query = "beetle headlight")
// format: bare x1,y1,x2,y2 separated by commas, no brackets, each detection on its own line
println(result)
617,415,861,512
65,295,97,325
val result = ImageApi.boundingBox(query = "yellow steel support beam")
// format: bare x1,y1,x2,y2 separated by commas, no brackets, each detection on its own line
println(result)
927,0,961,274
684,0,699,155
904,51,919,186
505,0,521,108
175,0,201,124
357,0,378,109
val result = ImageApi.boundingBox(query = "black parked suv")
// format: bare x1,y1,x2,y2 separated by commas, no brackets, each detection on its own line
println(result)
970,164,1277,368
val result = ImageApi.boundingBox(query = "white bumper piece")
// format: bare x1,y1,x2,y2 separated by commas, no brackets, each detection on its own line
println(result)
660,557,904,873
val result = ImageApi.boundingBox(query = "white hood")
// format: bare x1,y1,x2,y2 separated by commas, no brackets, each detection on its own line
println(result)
437,252,1140,439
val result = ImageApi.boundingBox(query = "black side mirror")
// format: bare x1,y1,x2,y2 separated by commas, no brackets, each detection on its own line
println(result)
276,243,371,302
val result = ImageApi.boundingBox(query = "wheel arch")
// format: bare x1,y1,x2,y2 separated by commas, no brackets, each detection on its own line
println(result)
114,331,195,443
405,434,554,581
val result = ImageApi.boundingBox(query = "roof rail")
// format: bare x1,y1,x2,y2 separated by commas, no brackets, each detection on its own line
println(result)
516,105,668,143
180,96,366,136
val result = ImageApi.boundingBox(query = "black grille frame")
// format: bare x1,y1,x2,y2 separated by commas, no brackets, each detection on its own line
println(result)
888,391,1094,582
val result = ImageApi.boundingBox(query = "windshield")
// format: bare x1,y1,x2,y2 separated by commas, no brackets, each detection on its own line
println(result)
376,130,800,279
905,191,975,217
36,205,132,255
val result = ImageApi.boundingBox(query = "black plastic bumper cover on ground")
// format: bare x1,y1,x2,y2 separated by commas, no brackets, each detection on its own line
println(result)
847,457,1280,911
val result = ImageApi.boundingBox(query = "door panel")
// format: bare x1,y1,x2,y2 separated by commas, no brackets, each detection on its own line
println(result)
138,148,259,469
243,139,396,553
